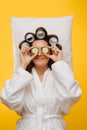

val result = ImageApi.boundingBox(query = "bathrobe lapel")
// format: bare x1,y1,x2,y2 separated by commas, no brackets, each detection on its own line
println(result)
31,68,51,106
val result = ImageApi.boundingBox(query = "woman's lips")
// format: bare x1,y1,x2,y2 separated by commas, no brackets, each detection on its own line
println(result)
36,58,44,60
35,56,45,60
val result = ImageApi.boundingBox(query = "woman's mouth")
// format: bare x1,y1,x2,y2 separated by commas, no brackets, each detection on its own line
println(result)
35,56,45,60
36,57,44,60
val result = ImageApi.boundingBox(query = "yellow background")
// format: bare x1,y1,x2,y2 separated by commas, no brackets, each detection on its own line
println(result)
0,0,87,130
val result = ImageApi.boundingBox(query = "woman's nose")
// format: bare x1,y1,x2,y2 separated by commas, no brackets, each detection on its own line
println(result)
38,49,43,55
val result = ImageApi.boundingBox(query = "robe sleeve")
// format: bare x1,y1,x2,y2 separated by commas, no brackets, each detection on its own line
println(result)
0,66,33,112
51,60,82,114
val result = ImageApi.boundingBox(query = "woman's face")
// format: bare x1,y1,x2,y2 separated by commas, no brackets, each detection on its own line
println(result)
32,40,50,68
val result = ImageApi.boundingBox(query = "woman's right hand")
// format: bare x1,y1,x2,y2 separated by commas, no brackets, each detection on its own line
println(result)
20,46,37,69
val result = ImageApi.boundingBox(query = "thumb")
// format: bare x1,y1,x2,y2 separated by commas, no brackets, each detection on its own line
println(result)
44,53,51,59
31,54,37,60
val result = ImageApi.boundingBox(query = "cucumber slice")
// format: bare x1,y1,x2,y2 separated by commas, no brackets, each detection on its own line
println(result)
42,47,48,54
31,47,38,54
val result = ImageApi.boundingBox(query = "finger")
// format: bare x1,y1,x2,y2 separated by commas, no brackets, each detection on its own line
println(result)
28,46,34,53
50,45,56,52
21,51,26,55
53,45,62,53
51,45,62,54
52,45,58,51
20,50,24,59
55,50,59,55
29,46,35,50
21,47,30,55
31,54,37,60
20,49,26,55
51,45,61,51
21,48,26,52
20,49,25,55
25,46,30,51
20,50,28,58
23,46,30,52
46,46,51,49
44,53,52,58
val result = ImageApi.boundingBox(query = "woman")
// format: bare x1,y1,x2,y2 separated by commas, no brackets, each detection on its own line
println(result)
0,27,82,130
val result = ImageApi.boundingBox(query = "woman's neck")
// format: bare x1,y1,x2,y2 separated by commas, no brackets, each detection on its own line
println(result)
35,66,48,81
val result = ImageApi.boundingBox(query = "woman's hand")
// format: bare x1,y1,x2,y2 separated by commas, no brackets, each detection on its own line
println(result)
20,46,37,69
45,45,62,62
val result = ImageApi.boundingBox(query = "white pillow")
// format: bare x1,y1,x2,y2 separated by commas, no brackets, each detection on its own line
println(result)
11,15,73,71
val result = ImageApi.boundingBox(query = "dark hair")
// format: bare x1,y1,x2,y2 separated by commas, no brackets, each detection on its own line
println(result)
19,27,62,73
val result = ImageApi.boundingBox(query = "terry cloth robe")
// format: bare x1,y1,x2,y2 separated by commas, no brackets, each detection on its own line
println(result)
0,61,82,130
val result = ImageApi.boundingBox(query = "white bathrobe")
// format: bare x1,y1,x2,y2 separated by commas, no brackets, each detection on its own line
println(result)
0,61,82,130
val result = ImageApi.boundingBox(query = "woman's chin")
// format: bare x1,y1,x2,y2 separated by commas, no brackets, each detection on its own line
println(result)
34,61,48,68
35,63,46,68
33,59,49,68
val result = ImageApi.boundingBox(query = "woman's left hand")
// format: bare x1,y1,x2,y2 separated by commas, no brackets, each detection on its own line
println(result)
45,45,62,62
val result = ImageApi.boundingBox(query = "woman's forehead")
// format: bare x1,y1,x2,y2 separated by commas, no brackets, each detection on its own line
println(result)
32,40,48,47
